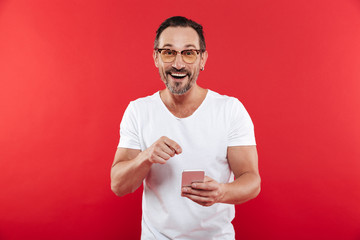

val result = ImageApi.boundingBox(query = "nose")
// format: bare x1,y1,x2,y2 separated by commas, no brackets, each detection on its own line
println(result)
171,52,185,70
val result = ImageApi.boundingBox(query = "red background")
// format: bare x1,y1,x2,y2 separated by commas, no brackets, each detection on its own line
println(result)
1,0,360,239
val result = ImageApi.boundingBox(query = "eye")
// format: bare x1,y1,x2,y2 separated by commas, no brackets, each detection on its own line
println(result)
183,50,196,56
162,49,174,55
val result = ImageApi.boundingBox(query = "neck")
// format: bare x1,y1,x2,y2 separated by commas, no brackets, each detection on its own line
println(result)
160,84,205,107
159,84,208,118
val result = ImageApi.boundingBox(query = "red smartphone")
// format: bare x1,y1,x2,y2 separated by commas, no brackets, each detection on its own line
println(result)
181,170,205,187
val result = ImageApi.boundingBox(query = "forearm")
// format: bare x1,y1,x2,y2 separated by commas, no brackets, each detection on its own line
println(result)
220,172,261,205
111,152,152,197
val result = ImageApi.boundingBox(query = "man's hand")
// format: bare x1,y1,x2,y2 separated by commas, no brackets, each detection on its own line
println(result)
111,136,182,196
181,176,224,207
143,136,182,164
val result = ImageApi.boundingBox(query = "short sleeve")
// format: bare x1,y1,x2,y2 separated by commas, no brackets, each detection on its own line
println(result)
117,101,141,149
228,98,256,146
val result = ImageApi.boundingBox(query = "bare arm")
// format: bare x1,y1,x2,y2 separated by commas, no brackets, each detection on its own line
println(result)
181,145,260,206
221,145,261,204
110,148,148,196
111,136,182,197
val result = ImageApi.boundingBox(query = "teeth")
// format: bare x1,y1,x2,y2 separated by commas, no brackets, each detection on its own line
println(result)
171,73,186,77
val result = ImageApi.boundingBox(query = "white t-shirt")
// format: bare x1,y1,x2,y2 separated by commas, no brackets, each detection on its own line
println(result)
118,90,256,240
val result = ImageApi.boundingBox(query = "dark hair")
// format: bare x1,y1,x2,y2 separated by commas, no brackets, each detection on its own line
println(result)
154,16,206,52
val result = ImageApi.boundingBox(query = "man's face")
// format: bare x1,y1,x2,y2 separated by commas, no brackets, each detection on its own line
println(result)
153,27,208,95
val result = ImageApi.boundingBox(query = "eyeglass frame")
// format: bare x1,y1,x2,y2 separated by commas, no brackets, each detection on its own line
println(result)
155,48,205,63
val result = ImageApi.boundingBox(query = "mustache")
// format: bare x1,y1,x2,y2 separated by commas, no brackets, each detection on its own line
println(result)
165,68,189,75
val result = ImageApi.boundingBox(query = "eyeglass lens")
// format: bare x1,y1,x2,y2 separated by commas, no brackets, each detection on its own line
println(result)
160,49,198,64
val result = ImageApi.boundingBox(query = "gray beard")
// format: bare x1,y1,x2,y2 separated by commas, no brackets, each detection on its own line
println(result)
165,80,192,95
160,68,200,95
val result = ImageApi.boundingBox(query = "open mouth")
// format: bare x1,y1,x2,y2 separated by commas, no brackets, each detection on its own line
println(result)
169,73,187,79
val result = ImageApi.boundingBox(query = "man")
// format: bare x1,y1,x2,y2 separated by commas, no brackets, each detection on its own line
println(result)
111,16,261,240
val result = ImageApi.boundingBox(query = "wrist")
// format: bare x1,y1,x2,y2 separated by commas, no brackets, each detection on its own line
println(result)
138,151,153,168
218,183,227,203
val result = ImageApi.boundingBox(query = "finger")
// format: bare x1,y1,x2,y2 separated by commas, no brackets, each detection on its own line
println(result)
182,193,214,206
155,149,172,161
159,143,176,157
149,154,167,164
182,187,211,197
162,137,182,154
191,181,217,191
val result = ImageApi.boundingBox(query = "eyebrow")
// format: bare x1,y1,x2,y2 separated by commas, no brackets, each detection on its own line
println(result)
161,43,198,49
162,44,173,48
184,44,197,49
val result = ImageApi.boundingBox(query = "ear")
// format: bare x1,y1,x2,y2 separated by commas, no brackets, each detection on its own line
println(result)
153,50,159,68
200,50,208,69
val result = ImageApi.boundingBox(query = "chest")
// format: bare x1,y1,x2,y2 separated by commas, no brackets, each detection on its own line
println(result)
139,108,229,157
139,107,231,184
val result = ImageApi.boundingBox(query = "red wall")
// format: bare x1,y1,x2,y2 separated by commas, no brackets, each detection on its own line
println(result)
1,0,360,239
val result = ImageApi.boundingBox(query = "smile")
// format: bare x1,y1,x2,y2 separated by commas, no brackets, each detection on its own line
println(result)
170,73,187,79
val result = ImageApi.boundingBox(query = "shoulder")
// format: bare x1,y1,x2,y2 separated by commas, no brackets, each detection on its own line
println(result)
128,92,160,110
207,90,245,109
206,90,250,121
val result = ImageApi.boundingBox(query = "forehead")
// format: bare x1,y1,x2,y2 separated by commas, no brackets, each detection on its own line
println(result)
158,27,200,49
